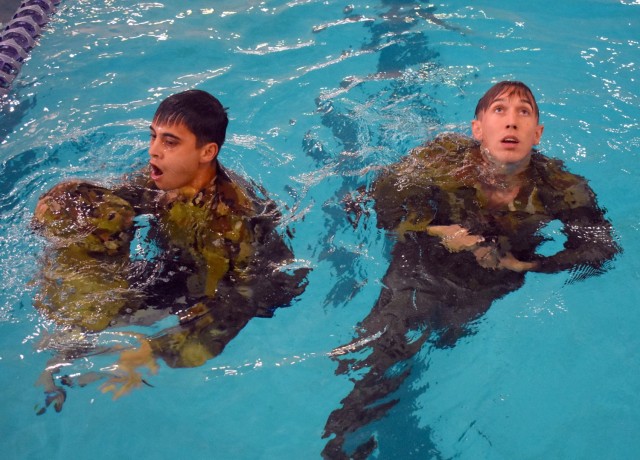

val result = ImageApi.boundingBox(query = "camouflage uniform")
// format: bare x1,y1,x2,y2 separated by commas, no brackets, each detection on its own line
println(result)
322,133,619,458
34,165,307,368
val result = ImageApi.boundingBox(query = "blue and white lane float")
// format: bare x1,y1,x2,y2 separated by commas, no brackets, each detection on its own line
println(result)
0,0,61,96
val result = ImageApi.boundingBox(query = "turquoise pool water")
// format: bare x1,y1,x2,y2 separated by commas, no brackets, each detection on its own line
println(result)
1,0,639,458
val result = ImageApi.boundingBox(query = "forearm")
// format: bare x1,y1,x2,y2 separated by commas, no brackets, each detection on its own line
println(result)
531,218,620,274
149,293,254,368
531,243,619,274
36,249,133,332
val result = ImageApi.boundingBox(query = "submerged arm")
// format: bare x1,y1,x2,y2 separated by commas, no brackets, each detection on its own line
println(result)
32,181,138,331
148,287,258,368
532,205,620,275
372,161,438,233
530,165,620,275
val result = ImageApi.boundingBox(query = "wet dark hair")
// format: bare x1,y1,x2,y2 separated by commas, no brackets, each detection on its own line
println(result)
474,81,540,120
152,89,229,149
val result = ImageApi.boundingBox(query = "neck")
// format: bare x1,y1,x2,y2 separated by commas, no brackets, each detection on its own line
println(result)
479,147,530,180
178,163,218,199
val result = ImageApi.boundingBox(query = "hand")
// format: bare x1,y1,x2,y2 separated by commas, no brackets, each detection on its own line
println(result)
497,252,539,272
473,246,538,272
35,364,67,415
428,225,485,252
100,337,158,400
473,245,500,269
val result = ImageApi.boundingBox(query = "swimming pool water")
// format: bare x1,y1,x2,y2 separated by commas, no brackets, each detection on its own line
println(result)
1,1,639,459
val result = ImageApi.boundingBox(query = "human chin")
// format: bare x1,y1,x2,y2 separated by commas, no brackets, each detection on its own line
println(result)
489,141,529,162
151,173,179,191
481,145,530,172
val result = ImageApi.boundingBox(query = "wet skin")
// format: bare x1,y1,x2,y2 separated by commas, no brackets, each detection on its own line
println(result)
471,91,544,175
148,122,218,193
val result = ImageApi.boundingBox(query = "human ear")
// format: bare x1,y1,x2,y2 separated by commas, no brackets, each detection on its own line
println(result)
471,119,483,141
533,125,544,145
200,142,219,163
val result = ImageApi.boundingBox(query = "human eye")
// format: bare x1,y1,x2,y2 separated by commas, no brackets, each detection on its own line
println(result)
164,138,178,147
519,107,531,116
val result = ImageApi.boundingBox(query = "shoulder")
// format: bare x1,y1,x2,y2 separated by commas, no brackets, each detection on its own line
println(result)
530,153,588,188
431,132,479,151
216,164,281,220
215,165,255,211
376,132,478,189
406,132,479,170
111,167,161,211
371,133,476,211
530,153,596,209
413,132,480,154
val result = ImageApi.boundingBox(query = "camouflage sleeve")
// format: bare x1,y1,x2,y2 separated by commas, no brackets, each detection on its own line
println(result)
241,224,310,318
372,133,471,232
32,182,137,332
148,288,256,368
110,168,158,215
147,229,308,368
532,160,620,274
148,251,309,369
35,248,133,332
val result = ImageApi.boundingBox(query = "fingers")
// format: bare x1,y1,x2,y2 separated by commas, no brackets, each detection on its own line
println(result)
429,225,485,252
99,340,158,399
35,387,66,415
498,254,538,272
473,247,538,272
100,371,145,400
473,245,500,269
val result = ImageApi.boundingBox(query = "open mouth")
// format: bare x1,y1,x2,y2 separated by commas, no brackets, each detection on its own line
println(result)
501,136,520,145
150,163,163,180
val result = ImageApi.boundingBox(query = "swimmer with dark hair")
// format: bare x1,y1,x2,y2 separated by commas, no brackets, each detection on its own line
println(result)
33,90,309,413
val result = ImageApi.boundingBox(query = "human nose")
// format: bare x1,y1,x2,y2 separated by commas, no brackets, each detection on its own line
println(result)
149,137,161,158
505,109,518,129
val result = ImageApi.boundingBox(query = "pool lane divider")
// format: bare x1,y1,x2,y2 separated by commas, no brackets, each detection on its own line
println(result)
0,0,61,96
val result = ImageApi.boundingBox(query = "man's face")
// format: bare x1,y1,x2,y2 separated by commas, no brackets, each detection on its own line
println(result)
148,122,216,191
471,90,544,167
